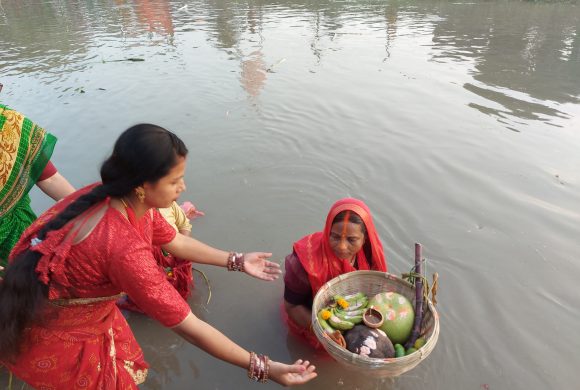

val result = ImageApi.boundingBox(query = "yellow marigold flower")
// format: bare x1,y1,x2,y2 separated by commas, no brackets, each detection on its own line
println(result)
321,309,332,320
337,298,349,309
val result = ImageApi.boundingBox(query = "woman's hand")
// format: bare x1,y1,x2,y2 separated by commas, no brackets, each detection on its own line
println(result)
180,201,205,219
268,359,317,386
243,252,281,281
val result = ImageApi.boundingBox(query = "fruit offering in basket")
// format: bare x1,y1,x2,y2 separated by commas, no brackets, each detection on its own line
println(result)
311,269,439,376
315,289,426,360
368,292,415,345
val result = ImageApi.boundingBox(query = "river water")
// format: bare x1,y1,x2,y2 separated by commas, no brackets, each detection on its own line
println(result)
1,0,579,389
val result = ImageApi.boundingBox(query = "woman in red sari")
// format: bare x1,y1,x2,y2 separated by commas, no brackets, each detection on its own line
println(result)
0,124,316,388
283,198,387,348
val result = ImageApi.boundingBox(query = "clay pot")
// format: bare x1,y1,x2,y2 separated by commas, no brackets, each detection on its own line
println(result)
363,306,384,328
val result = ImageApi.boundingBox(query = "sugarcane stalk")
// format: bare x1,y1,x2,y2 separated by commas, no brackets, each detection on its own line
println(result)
405,243,424,349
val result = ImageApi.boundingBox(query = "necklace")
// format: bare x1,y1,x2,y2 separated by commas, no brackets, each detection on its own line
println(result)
120,198,129,209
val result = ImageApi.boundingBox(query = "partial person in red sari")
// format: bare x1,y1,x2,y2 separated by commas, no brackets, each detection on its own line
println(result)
283,198,387,348
0,124,317,389
117,200,203,312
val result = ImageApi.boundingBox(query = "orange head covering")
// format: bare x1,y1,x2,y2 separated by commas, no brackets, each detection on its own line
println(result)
293,198,387,295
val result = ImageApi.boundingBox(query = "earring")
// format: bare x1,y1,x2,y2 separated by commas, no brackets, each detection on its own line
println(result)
135,187,145,203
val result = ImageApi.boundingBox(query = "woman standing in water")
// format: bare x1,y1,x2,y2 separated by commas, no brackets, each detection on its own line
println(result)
0,124,316,388
283,198,387,348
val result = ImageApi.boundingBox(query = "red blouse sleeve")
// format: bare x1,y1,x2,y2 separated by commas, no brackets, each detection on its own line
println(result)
38,160,58,181
108,244,190,327
151,208,177,246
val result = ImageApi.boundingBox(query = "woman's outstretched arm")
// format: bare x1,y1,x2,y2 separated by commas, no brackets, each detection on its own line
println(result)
172,312,317,386
162,233,281,280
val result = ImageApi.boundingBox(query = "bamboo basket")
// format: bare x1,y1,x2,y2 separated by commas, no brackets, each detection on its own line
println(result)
312,270,439,377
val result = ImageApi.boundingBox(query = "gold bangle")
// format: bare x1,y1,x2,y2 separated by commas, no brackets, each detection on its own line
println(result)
247,351,256,379
261,355,270,383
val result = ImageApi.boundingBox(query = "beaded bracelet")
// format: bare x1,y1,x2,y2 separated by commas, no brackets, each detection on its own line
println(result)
248,351,269,383
227,252,245,272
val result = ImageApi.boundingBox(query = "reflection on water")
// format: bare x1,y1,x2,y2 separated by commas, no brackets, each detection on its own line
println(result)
131,0,174,36
429,1,580,128
1,0,578,128
0,1,579,390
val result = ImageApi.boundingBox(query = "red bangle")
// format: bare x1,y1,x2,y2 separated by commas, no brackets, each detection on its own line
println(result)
247,352,269,383
227,252,245,272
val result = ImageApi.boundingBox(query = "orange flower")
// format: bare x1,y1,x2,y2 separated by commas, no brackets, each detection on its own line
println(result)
337,298,349,309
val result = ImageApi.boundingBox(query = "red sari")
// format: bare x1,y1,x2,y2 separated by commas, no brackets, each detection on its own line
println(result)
116,206,194,314
3,184,191,389
283,198,387,347
117,246,194,313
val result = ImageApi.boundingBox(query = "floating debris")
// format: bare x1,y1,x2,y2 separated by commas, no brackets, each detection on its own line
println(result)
266,58,286,73
101,58,145,63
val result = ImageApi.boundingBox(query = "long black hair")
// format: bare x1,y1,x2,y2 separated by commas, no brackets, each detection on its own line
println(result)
0,124,188,361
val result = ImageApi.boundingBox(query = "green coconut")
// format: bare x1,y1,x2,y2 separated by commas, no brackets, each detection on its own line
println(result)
368,292,414,345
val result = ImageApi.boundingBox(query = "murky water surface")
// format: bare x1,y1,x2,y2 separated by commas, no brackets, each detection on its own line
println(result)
1,0,579,389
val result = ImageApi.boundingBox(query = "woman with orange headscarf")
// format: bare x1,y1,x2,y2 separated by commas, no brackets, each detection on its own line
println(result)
283,198,387,348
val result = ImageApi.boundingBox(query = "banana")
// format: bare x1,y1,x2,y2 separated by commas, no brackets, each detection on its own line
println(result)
333,292,368,311
343,292,366,301
332,295,350,310
334,308,364,324
335,307,366,317
328,310,355,331
343,297,368,311
317,309,336,334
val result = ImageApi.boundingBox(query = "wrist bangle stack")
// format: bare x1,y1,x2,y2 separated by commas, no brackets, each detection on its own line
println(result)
248,351,269,383
227,252,245,272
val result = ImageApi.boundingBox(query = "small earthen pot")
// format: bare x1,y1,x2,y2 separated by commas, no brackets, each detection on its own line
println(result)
363,306,384,329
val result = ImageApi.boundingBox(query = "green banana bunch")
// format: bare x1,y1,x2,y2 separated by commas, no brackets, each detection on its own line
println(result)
318,292,371,333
